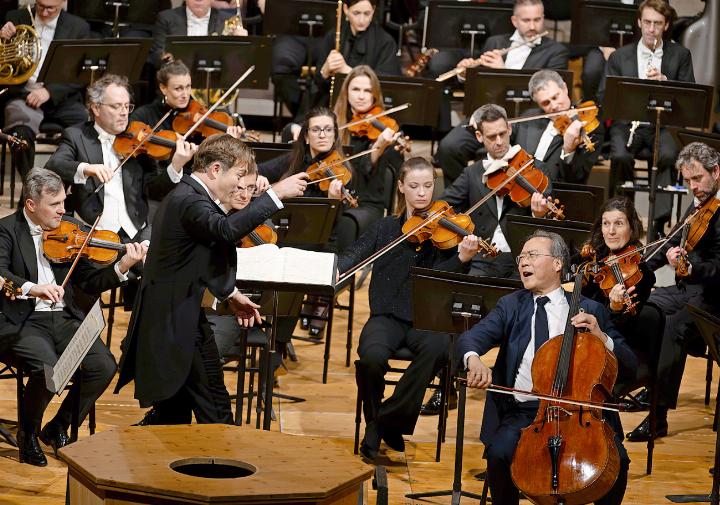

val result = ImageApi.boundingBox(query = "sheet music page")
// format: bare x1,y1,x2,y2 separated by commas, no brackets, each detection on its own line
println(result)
236,244,336,287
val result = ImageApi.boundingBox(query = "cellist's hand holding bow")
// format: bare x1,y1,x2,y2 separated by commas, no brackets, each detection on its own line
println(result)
466,355,493,389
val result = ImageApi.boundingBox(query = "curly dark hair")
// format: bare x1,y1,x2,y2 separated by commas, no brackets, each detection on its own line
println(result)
587,197,644,256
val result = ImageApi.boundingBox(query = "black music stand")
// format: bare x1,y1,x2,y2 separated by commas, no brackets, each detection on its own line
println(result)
406,267,521,504
464,68,574,118
165,35,273,105
570,1,639,47
603,76,714,241
670,128,720,153
422,0,513,56
37,38,151,85
506,215,592,258
269,197,341,247
247,142,293,164
552,182,606,225
68,0,168,37
665,304,720,505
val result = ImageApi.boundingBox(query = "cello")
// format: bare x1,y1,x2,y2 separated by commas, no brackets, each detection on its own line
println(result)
510,264,620,505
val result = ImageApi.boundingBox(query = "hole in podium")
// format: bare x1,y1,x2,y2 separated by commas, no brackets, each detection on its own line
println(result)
169,458,257,479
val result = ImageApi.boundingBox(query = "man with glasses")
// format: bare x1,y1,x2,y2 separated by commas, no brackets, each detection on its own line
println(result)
457,230,635,505
0,0,90,181
45,74,197,243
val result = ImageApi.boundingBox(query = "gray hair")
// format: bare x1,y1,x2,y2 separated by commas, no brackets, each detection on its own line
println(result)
528,69,565,98
24,168,64,202
86,73,131,114
470,104,508,132
525,229,570,275
676,142,720,173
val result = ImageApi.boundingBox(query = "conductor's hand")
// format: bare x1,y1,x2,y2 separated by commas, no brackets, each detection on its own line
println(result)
466,355,492,389
29,283,65,303
83,164,115,183
458,234,481,263
478,49,505,69
229,291,262,328
118,242,148,273
171,136,197,171
530,192,550,218
0,22,16,40
272,172,308,199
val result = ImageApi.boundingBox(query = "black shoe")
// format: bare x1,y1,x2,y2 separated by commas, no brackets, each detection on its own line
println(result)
300,316,310,331
18,430,47,467
134,407,162,426
309,302,329,339
382,429,405,453
626,414,668,442
39,422,71,458
419,389,458,416
359,421,381,461
618,388,650,412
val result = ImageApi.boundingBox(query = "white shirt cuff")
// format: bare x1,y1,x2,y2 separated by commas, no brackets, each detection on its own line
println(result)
603,333,614,352
114,262,130,282
75,163,89,184
222,287,239,303
560,149,575,162
463,351,480,370
166,164,183,183
266,188,283,209
20,281,34,298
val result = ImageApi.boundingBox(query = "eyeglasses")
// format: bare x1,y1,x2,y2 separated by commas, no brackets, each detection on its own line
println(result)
515,252,556,265
236,185,257,195
35,2,60,13
308,126,335,136
101,103,135,113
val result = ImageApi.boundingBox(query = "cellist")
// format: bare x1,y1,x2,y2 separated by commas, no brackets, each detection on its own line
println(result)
457,230,636,505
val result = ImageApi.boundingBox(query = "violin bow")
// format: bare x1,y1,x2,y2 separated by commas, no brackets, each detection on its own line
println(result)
507,104,598,125
339,103,411,131
93,109,173,194
181,65,255,140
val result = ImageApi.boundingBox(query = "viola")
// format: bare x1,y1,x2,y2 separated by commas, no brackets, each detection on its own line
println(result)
510,263,620,504
402,200,498,254
552,100,601,152
591,245,643,315
305,150,359,208
485,148,565,220
346,106,412,153
172,100,261,141
239,223,278,248
114,121,179,161
43,221,126,265
1,278,21,300
676,195,720,277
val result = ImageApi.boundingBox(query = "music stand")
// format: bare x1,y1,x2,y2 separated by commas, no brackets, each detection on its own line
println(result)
67,0,168,37
665,303,720,505
670,128,720,153
406,267,521,504
422,0,514,56
552,182,606,224
165,35,273,105
37,38,151,85
269,197,341,247
603,76,714,241
464,68,574,118
263,0,339,36
570,1,639,47
506,215,592,257
248,142,293,164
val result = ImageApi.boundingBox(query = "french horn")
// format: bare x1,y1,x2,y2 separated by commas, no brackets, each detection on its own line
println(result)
0,24,41,85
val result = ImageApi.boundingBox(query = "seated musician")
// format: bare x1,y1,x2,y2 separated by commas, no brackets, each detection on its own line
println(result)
0,168,147,467
45,74,197,242
626,142,720,442
441,103,551,279
458,230,635,505
315,0,401,106
604,0,694,234
338,157,483,460
0,1,90,181
150,0,248,68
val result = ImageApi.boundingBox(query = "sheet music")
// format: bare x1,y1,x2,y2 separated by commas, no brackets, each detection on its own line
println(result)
236,244,336,287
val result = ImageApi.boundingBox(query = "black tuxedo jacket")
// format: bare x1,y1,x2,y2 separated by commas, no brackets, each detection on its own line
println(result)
512,110,602,184
150,6,233,67
45,122,176,232
456,289,636,444
3,10,90,107
481,34,569,70
115,176,280,405
0,212,126,351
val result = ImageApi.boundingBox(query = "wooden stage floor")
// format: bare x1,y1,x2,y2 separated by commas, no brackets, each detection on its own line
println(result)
0,282,718,504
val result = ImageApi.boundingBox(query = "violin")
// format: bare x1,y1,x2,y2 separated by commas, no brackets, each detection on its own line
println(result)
239,223,278,248
172,100,260,141
114,121,179,161
590,244,643,315
511,263,620,504
305,150,359,208
43,221,126,265
676,196,720,277
485,148,566,220
402,200,498,255
1,278,21,300
346,106,412,153
551,100,601,152
0,130,29,151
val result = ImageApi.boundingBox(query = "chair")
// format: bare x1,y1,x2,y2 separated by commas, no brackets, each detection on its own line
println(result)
353,346,451,462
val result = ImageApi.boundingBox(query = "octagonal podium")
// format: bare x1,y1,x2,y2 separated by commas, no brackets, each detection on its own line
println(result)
59,424,374,505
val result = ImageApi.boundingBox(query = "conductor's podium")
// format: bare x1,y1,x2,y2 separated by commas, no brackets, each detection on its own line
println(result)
60,424,373,505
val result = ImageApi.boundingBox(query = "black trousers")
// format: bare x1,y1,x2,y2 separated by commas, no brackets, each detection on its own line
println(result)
355,314,450,434
151,317,234,425
6,311,116,432
271,34,322,119
434,121,482,186
609,123,678,221
485,401,629,505
648,283,709,410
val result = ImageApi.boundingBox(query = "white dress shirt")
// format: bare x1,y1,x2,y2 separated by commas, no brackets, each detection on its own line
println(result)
186,7,211,36
481,157,511,253
637,39,664,79
29,14,58,84
504,30,539,70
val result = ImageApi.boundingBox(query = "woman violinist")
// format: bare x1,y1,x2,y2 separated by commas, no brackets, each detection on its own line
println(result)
338,157,484,460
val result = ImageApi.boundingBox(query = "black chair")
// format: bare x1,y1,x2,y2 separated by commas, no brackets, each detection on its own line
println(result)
353,346,451,462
